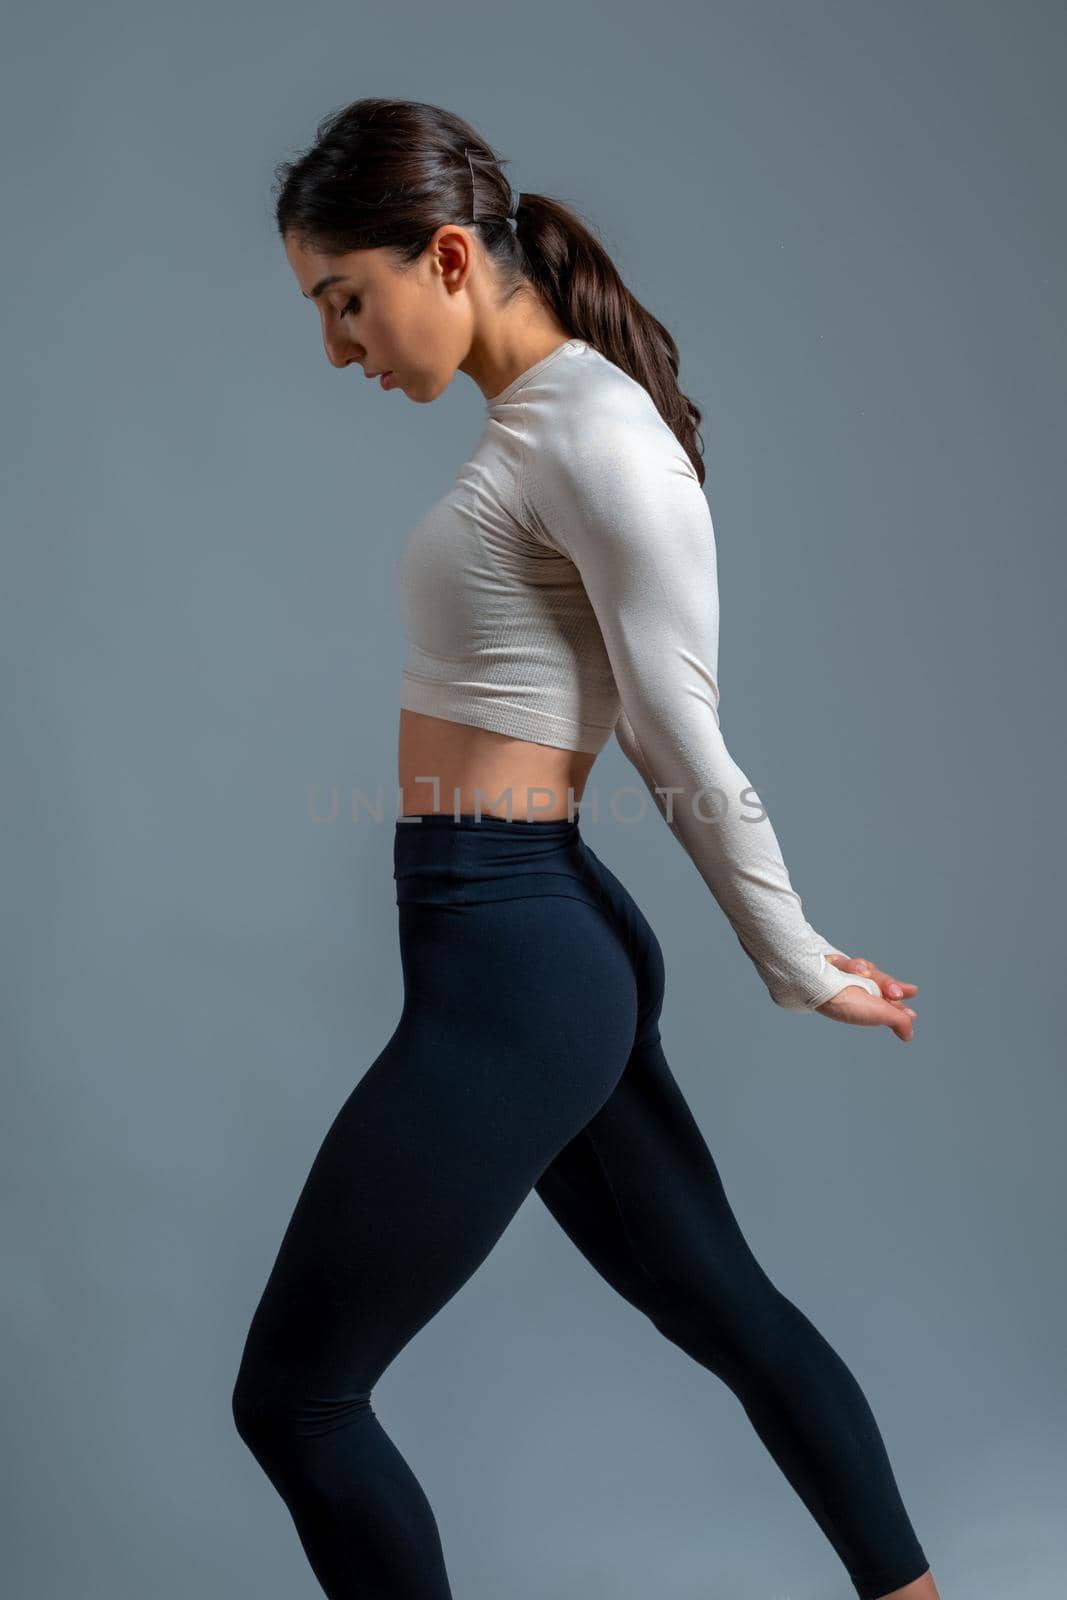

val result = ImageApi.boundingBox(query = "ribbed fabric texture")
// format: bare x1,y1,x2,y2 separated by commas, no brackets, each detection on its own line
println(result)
395,339,881,1013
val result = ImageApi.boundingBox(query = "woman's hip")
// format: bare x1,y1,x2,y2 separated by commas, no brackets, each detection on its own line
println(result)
392,811,665,1046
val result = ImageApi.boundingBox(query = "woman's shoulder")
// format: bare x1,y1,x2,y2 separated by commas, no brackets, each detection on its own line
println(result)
522,354,692,489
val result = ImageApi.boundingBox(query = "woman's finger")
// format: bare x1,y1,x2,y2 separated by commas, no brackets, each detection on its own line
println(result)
816,986,918,1041
846,957,918,1001
881,998,917,1043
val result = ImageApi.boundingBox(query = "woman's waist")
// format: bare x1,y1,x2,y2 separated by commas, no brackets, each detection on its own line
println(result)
397,707,596,822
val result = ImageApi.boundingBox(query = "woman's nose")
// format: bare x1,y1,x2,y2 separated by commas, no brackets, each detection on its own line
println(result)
323,332,360,370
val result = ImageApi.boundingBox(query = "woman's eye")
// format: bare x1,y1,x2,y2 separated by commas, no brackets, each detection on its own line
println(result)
338,295,360,319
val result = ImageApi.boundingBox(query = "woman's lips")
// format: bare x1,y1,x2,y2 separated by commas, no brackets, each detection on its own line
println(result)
380,371,397,390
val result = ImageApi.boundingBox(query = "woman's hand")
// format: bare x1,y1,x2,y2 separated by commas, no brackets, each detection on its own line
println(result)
815,954,919,1042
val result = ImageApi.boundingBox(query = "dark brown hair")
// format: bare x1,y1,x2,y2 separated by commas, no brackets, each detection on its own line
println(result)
273,98,707,484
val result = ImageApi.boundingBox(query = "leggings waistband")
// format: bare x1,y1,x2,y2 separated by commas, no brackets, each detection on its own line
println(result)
396,810,581,836
393,812,596,907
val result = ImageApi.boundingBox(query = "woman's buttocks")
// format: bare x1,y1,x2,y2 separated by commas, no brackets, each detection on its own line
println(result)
392,812,665,1063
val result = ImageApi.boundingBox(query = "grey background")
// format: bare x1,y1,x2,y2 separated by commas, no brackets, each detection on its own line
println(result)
3,2,1064,1597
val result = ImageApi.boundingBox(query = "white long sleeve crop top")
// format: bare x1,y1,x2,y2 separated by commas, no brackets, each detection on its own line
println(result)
395,336,882,1013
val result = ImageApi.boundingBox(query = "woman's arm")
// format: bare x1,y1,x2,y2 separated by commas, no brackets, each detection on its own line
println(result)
619,701,850,963
613,705,859,998
520,405,882,1014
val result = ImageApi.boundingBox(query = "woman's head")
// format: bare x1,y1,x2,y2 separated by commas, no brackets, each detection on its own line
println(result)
274,98,706,482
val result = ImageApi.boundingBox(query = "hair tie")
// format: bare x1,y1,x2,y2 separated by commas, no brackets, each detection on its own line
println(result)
465,147,521,232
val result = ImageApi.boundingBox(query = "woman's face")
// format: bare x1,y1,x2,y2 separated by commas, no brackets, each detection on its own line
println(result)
284,230,475,403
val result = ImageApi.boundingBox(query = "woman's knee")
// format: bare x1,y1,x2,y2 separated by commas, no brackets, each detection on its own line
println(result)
641,1258,794,1377
232,1346,377,1464
231,1311,335,1454
230,1344,292,1458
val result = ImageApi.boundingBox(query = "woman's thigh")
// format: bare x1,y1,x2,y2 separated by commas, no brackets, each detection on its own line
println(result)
236,894,641,1398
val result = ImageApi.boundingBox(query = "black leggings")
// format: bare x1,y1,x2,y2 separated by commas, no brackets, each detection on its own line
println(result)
232,812,929,1599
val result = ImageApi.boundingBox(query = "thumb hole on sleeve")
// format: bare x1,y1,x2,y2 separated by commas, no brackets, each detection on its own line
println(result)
844,975,882,1000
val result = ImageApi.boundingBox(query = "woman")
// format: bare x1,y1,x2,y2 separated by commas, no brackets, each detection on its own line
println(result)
232,97,937,1600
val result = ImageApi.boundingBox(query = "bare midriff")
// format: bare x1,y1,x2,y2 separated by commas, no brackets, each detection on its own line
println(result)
398,709,597,820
